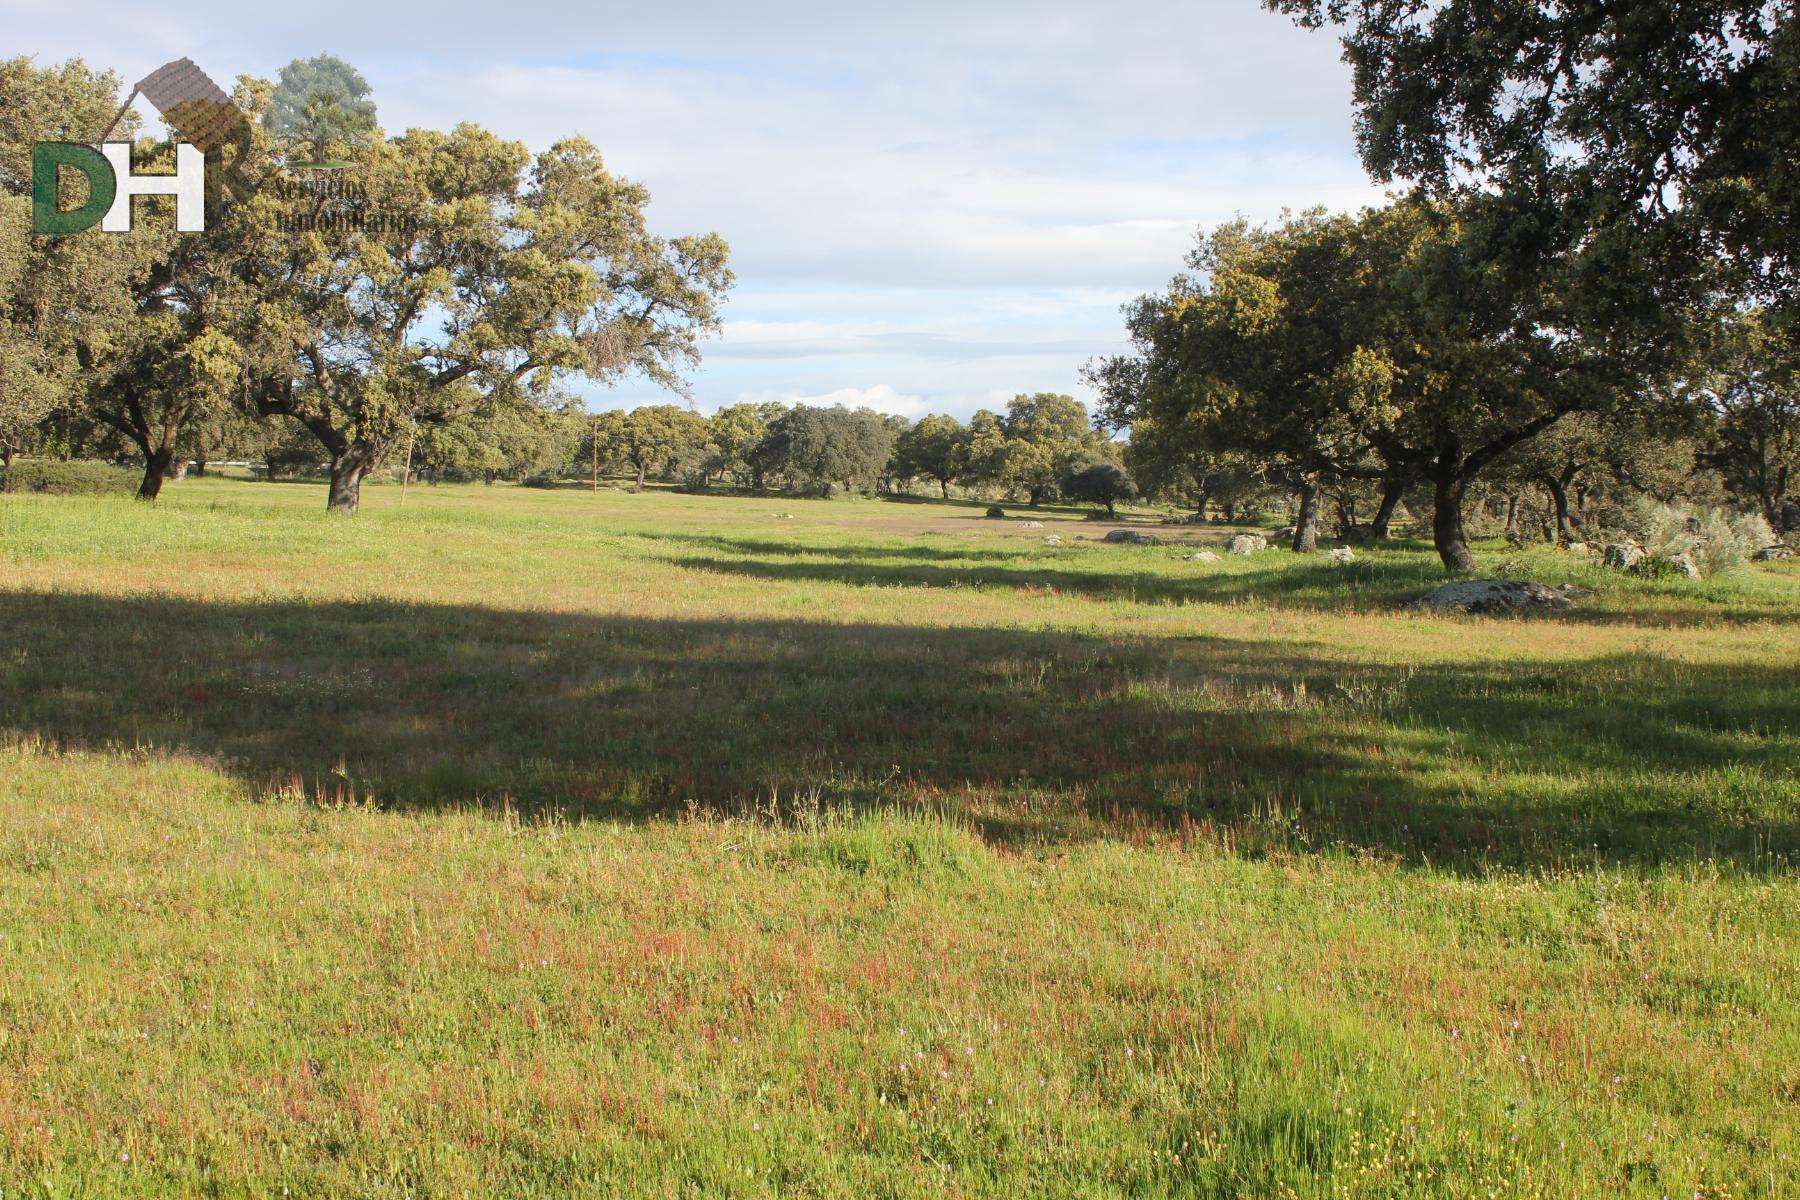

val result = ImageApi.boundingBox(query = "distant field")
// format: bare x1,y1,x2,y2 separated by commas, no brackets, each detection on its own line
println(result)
2,476,1797,1197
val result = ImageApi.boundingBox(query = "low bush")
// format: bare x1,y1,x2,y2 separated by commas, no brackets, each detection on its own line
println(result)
0,459,140,496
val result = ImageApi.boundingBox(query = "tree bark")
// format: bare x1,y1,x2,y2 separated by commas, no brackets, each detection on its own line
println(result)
1431,474,1475,572
939,478,950,499
1504,492,1521,541
137,446,174,501
1,444,13,470
1292,480,1320,553
1371,476,1406,540
327,444,379,514
1543,475,1583,544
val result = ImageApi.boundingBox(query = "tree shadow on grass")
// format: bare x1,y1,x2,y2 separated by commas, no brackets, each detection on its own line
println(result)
655,534,1800,624
1,589,1795,874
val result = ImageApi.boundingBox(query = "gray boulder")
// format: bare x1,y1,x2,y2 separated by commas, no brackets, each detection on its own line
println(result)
1327,547,1354,564
1411,579,1585,615
1603,541,1645,571
1754,544,1794,561
1229,534,1268,555
1662,551,1703,579
1183,550,1220,563
1103,529,1157,545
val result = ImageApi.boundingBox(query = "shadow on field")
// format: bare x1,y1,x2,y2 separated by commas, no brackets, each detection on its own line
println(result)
658,534,1800,623
2,589,1795,873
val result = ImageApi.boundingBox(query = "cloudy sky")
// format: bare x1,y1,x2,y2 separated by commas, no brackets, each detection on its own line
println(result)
14,0,1385,418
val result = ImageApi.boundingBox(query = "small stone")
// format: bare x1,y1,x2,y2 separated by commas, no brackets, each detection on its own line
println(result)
1327,547,1354,564
1019,520,1043,529
1043,535,1062,546
1183,550,1220,563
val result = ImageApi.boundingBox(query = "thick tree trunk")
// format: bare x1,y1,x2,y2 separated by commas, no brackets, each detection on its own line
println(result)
939,479,950,499
1504,492,1521,541
137,446,174,501
327,445,378,514
1432,475,1475,572
1,444,13,470
1292,480,1320,553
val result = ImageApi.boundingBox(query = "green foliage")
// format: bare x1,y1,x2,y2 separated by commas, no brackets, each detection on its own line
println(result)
586,404,710,487
0,457,138,495
245,125,732,511
891,413,968,497
1268,0,1797,312
1092,197,1678,570
750,405,899,497
706,401,785,487
263,53,377,162
1699,310,1800,531
1058,457,1135,517
0,57,146,471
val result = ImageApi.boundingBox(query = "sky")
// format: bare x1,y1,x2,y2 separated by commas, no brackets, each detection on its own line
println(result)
10,0,1387,418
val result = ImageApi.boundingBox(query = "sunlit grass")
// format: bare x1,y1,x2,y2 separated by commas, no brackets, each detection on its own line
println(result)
1,476,1796,1197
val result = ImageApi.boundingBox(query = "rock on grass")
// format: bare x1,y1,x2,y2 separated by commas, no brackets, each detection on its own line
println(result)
1410,579,1590,615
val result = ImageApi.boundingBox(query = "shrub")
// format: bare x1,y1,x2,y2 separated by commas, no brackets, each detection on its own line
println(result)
0,459,140,496
985,505,1006,519
1623,499,1774,576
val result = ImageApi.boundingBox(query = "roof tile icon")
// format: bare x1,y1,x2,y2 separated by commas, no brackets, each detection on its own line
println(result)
133,58,246,152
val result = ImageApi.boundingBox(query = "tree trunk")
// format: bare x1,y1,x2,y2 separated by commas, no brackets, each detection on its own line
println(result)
1544,476,1582,544
137,446,174,501
1292,480,1320,553
1223,500,1236,523
1431,475,1475,572
1371,477,1405,540
1504,492,1520,541
192,454,207,477
635,463,648,488
1,444,13,470
327,446,376,514
939,479,950,499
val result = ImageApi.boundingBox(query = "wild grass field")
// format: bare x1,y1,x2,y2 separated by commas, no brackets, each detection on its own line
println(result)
2,475,1798,1198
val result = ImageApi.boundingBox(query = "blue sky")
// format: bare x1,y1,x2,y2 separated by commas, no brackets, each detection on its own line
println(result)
13,0,1387,418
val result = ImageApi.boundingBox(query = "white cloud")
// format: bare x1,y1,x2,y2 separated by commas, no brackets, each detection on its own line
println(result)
729,384,931,418
11,0,1385,418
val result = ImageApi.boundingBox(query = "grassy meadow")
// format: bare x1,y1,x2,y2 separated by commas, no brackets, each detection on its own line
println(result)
2,474,1798,1197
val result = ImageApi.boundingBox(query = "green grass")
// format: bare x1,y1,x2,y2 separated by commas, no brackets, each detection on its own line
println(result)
1,476,1797,1197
